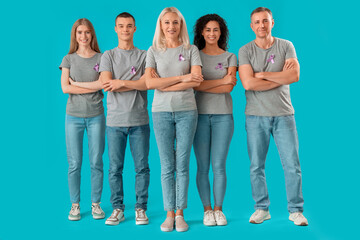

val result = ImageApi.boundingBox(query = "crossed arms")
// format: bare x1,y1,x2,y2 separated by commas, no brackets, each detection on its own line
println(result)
238,58,300,91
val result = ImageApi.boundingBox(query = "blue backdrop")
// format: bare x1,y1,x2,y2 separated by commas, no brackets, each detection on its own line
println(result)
1,0,357,239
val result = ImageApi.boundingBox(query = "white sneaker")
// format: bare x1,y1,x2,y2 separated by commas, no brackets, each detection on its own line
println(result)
289,212,308,226
203,210,216,226
214,210,227,226
135,208,149,225
249,209,271,224
92,203,105,219
68,204,80,221
105,209,125,225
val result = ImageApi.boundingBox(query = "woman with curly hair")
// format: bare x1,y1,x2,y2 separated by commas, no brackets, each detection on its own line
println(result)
193,14,237,226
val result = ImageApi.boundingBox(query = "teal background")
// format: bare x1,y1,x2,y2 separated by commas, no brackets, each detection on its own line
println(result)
1,0,357,239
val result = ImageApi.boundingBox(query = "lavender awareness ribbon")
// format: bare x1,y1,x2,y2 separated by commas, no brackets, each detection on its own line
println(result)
267,54,275,64
93,63,100,72
215,63,223,70
131,66,136,75
179,54,185,61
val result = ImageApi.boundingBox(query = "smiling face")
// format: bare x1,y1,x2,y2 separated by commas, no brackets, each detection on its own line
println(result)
76,25,92,47
160,12,181,41
250,11,274,39
115,17,136,42
202,20,221,46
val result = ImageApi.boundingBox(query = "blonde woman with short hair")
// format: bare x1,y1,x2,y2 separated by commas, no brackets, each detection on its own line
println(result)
145,7,203,232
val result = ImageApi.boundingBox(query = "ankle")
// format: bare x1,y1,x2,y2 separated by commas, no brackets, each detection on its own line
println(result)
167,211,175,218
204,206,213,212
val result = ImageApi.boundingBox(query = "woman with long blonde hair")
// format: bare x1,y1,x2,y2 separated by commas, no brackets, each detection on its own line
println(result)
59,18,105,221
145,7,203,232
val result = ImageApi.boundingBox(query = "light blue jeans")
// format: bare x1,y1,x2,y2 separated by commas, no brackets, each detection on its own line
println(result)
65,114,105,204
152,110,197,211
193,114,234,207
245,115,304,213
107,124,150,211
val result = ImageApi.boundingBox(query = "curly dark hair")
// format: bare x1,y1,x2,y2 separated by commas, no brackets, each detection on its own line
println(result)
193,14,229,51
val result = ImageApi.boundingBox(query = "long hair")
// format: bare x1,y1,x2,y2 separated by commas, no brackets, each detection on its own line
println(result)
68,18,101,54
193,14,229,51
152,7,190,51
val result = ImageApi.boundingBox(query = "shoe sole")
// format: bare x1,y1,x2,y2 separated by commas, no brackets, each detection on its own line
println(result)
93,214,105,220
105,216,125,225
160,226,174,232
136,220,149,225
204,221,216,226
68,216,81,221
216,221,227,226
249,215,271,224
176,226,188,232
289,216,308,226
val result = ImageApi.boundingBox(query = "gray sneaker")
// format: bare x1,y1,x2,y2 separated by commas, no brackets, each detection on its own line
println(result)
68,204,80,221
135,208,149,225
91,203,105,219
105,209,125,225
160,217,175,232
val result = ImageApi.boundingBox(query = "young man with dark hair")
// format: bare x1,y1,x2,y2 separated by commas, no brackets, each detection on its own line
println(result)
99,12,150,226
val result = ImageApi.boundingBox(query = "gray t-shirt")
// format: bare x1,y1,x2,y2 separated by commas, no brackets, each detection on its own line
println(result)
196,51,237,114
59,53,104,118
238,37,297,116
145,45,202,112
99,47,149,127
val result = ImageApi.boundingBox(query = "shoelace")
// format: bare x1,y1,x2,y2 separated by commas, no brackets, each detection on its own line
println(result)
292,212,303,219
137,209,145,218
92,204,102,214
110,209,121,219
205,211,214,220
70,205,79,214
215,211,225,220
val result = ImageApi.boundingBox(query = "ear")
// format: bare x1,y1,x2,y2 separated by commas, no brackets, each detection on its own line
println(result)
134,26,137,33
272,19,275,27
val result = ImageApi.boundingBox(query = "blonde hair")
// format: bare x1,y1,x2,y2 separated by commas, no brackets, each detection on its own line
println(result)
152,7,190,51
68,18,101,54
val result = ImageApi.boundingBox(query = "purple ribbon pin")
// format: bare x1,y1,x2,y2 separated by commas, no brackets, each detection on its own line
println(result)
179,54,185,61
215,63,224,70
267,54,275,64
131,66,136,75
93,63,99,72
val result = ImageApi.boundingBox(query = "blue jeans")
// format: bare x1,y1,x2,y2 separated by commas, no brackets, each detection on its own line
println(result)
65,114,105,203
152,111,197,211
107,124,150,210
245,115,304,213
193,114,234,207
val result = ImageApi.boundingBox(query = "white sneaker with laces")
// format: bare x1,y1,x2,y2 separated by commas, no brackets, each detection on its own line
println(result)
203,210,216,226
249,209,271,224
135,208,149,225
105,209,124,225
68,204,81,221
92,203,105,219
214,210,227,226
289,212,308,226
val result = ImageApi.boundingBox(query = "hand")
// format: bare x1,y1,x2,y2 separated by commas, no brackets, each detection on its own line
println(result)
182,73,204,83
69,77,75,85
254,72,265,79
283,60,295,70
151,69,159,78
103,80,125,92
223,74,237,86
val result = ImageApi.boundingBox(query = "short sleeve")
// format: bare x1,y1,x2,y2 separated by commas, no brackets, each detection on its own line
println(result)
285,41,297,60
190,45,202,66
99,51,113,73
238,46,251,66
228,53,238,67
145,47,156,69
59,55,70,70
